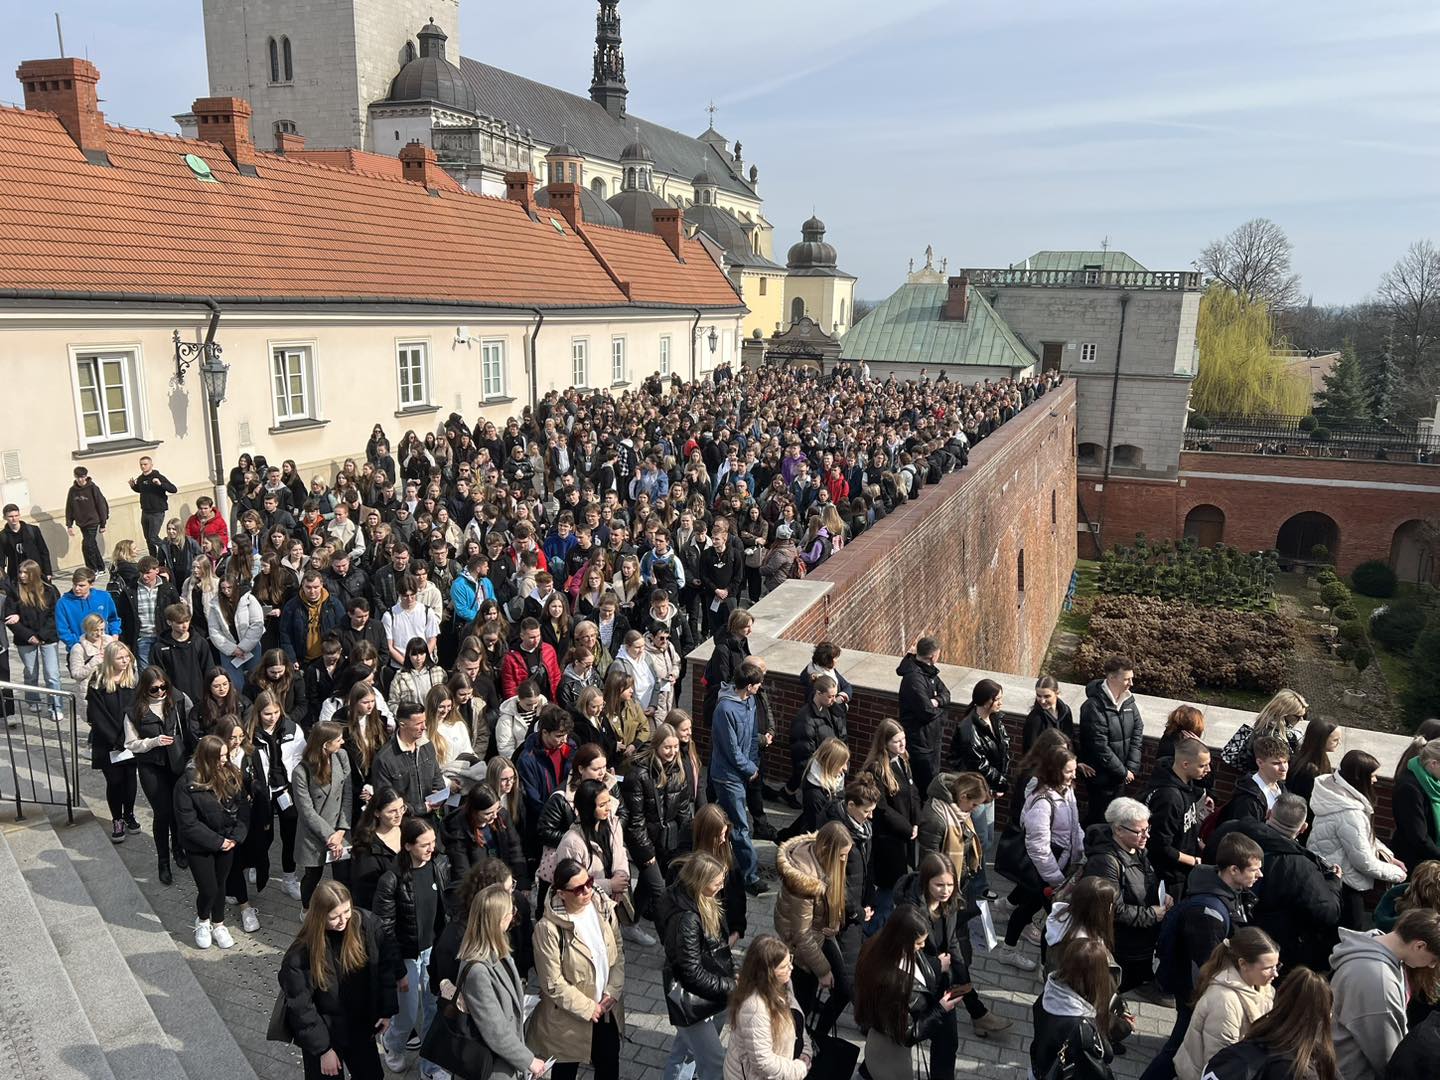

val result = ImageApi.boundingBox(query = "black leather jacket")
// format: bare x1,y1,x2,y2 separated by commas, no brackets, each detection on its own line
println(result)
949,707,1010,793
658,889,735,1026
374,853,453,960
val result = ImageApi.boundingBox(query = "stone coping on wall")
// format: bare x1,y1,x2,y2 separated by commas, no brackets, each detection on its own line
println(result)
692,580,1419,774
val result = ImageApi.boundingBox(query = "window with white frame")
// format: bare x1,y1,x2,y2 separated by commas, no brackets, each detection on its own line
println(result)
74,350,139,445
481,340,506,399
272,344,315,422
1080,342,1098,363
396,342,429,408
571,339,588,388
611,337,626,384
659,335,671,377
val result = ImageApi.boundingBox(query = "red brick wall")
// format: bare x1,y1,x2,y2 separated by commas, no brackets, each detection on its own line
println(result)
685,661,1398,836
783,381,1079,676
1081,452,1440,572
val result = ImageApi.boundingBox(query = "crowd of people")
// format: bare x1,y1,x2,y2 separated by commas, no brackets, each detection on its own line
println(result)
11,359,1439,1080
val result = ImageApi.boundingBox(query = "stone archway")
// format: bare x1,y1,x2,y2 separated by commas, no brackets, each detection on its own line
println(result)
1391,519,1437,584
1276,511,1339,562
1183,504,1225,548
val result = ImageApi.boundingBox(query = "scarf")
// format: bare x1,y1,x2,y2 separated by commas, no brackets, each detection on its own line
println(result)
304,587,329,661
1408,756,1440,840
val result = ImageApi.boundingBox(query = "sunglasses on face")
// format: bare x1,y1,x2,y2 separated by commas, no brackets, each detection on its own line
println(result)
561,877,595,896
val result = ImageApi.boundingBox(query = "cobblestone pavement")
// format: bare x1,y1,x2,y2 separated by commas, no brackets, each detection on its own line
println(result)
69,707,1175,1079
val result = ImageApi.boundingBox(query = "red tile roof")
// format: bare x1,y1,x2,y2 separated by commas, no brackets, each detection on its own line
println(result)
0,106,744,310
583,224,744,307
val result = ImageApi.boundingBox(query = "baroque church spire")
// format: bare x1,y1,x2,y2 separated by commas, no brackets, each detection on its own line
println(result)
590,0,628,119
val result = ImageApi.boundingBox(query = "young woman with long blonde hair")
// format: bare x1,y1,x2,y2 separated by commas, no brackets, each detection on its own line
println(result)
862,717,921,927
774,819,852,1037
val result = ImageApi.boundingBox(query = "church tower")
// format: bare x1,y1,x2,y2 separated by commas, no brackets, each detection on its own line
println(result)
199,0,460,150
589,0,628,120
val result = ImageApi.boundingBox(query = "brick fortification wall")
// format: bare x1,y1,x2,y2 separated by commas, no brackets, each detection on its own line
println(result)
784,380,1078,677
1084,451,1440,572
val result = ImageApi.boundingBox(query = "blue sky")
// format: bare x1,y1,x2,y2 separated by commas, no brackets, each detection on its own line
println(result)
6,0,1439,305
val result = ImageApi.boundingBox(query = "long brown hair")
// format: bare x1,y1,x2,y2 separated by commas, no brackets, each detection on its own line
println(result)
293,881,368,992
693,803,733,873
862,718,908,795
252,648,295,700
486,755,521,823
246,689,286,744
17,560,49,611
667,708,701,785
1054,937,1116,1038
1243,967,1338,1080
1059,875,1117,953
854,904,930,1042
1191,925,1278,1005
191,734,242,801
301,721,344,785
728,934,793,1051
344,681,386,772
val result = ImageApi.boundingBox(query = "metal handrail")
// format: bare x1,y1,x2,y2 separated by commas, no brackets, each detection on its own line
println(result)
0,679,81,824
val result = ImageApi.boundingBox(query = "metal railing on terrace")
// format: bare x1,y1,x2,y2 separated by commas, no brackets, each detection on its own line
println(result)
0,680,81,823
1185,413,1439,461
963,268,1202,290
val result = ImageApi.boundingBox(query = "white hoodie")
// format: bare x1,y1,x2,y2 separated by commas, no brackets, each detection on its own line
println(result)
1308,772,1406,892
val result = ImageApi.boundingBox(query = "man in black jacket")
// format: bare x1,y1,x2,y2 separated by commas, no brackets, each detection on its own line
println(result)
1143,832,1263,1080
323,549,370,612
128,455,177,557
1144,738,1212,898
1,504,52,583
1078,655,1143,826
370,703,446,814
64,467,109,573
698,520,743,637
1212,794,1342,973
152,603,218,709
896,636,950,796
1217,733,1289,828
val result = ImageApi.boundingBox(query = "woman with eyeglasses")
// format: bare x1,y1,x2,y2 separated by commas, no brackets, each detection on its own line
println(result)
1081,796,1167,992
723,934,811,1080
531,855,625,1080
1173,927,1281,1080
125,665,197,884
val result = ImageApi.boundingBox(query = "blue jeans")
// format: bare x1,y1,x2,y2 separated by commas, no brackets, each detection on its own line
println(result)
865,886,897,938
712,775,757,884
17,642,61,714
385,949,439,1077
664,1015,725,1080
969,799,996,898
137,636,156,667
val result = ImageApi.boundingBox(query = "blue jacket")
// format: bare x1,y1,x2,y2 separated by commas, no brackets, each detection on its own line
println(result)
711,685,759,784
449,571,495,624
542,530,577,568
56,588,121,648
278,591,346,662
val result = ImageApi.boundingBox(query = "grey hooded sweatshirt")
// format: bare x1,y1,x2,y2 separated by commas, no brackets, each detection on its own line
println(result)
1330,927,1408,1080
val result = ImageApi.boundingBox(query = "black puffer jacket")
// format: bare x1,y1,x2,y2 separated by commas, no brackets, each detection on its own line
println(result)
279,910,402,1057
621,753,694,866
789,699,846,767
822,799,877,926
441,804,529,890
1080,824,1161,964
948,707,1011,794
1078,679,1143,788
173,772,251,855
537,787,578,850
896,653,949,762
1022,699,1075,753
373,854,454,960
658,888,735,1027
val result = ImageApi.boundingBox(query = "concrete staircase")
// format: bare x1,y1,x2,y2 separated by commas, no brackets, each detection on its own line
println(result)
0,810,257,1080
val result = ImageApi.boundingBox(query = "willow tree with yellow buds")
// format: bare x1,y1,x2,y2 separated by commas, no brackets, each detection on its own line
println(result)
1191,284,1311,416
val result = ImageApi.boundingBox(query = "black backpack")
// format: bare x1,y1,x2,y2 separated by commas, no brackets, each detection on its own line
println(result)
1201,1040,1280,1080
1153,892,1230,994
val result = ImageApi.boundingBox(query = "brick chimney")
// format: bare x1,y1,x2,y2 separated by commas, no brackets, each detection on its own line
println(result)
943,275,971,321
399,140,449,192
16,57,109,164
549,182,584,230
274,130,305,154
505,170,536,212
652,206,685,261
191,97,256,175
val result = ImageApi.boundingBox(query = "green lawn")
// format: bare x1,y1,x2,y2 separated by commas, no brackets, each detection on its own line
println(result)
1057,559,1100,638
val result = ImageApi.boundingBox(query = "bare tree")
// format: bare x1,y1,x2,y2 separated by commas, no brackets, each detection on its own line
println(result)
1196,218,1303,311
1377,240,1440,372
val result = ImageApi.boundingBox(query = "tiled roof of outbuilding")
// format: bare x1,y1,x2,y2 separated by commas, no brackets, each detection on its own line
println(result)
0,105,743,311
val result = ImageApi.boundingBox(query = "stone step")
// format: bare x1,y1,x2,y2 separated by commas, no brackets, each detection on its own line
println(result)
0,820,118,1080
4,812,192,1080
54,805,259,1080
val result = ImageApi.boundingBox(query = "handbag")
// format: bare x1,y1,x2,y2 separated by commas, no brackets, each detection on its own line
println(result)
664,974,724,1026
265,990,292,1044
993,795,1060,893
419,961,495,1080
804,993,860,1077
1219,724,1253,770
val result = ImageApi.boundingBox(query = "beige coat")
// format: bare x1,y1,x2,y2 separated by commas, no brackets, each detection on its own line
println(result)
1175,966,1276,1080
772,834,837,980
723,988,809,1080
552,822,631,902
526,888,626,1061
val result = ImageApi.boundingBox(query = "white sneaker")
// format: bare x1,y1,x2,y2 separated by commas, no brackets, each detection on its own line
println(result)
994,944,1038,971
281,873,302,900
194,918,213,950
241,905,260,933
1022,923,1044,945
211,923,235,949
383,1047,408,1074
621,923,657,947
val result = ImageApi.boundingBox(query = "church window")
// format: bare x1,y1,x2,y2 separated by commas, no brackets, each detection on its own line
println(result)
625,167,635,189
404,41,416,63
758,278,767,297
1080,342,1098,363
791,297,805,324
394,130,400,142
281,36,293,81
273,119,298,136
568,163,577,183
840,299,847,326
268,38,280,83
591,177,607,198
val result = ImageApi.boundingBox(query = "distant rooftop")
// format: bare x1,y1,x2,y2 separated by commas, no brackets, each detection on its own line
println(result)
1017,250,1148,273
838,281,1034,369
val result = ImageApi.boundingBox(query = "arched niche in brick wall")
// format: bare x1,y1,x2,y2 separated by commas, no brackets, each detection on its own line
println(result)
1391,519,1437,585
1183,504,1226,548
1276,510,1339,562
